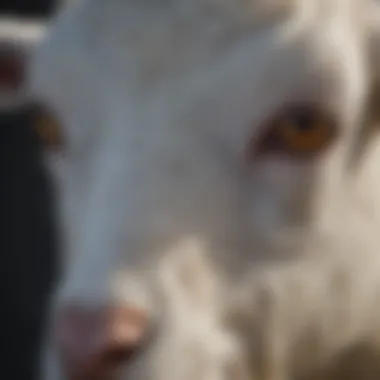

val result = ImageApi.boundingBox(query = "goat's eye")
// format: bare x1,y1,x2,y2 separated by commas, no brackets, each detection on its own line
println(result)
33,108,64,151
252,106,338,159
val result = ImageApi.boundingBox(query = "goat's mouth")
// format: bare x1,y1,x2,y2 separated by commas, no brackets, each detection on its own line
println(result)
56,305,152,380
71,344,140,380
60,335,150,380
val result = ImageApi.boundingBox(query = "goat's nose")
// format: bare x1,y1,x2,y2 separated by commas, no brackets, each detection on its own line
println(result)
55,304,149,380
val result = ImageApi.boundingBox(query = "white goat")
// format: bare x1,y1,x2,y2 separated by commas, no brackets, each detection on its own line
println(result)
6,0,380,379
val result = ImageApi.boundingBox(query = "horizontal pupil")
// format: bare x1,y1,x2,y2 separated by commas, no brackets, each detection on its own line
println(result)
288,110,317,131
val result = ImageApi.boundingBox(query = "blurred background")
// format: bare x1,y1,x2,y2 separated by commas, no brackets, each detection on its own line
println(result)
1,1,60,379
1,0,57,18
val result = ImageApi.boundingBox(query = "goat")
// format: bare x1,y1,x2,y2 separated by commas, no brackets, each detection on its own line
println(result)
7,0,380,379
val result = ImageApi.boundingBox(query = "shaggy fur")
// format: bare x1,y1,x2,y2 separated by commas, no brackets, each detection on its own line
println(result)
25,0,380,379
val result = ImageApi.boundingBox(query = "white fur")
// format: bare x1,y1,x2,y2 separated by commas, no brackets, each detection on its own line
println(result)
27,0,380,379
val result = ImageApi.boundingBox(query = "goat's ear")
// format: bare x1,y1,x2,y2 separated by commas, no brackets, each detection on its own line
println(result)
367,3,380,82
0,18,45,108
349,3,380,166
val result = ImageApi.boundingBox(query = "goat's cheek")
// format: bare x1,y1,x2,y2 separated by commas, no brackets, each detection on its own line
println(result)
248,160,314,224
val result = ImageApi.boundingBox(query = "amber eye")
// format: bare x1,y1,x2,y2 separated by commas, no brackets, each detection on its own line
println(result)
33,108,64,151
252,106,338,159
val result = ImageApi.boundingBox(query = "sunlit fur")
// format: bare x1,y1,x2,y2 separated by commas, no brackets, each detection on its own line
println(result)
27,0,380,379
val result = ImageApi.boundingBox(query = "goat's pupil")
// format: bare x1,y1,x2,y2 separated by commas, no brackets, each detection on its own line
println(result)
289,108,316,132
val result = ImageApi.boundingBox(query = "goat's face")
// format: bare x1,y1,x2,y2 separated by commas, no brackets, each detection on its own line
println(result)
28,0,380,379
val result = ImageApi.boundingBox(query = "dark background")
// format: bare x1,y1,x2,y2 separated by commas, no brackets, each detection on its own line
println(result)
1,1,60,379
1,0,57,18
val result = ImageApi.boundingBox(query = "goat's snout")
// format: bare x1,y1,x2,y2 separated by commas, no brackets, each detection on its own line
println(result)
54,303,149,380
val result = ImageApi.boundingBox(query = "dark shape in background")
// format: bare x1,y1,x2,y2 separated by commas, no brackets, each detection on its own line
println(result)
1,1,60,379
1,0,56,18
1,108,58,380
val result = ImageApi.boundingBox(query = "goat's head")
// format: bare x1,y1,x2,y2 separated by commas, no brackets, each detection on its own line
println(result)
4,0,380,379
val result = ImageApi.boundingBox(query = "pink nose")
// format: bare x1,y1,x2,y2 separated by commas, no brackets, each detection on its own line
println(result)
54,304,149,380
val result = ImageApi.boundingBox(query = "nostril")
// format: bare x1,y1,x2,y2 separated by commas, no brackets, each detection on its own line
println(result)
55,304,149,380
